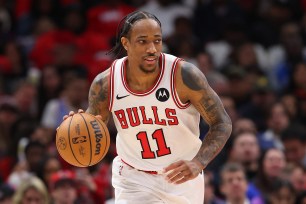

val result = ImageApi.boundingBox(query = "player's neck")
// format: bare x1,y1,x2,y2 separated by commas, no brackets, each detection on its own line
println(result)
125,62,160,92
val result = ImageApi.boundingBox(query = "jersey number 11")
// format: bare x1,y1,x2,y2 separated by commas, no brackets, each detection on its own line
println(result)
136,129,171,159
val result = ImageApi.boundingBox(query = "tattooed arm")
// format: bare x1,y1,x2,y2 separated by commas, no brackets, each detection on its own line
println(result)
164,61,232,184
179,61,232,168
86,69,111,124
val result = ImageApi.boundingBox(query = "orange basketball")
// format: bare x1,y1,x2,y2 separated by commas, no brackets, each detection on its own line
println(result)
56,112,110,167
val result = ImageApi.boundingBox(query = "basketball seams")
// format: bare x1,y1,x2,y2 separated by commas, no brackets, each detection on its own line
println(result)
68,115,85,167
80,113,93,167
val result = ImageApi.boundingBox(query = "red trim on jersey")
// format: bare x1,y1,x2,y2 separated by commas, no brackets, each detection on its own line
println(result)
171,59,191,109
121,159,158,174
108,60,118,111
121,53,165,96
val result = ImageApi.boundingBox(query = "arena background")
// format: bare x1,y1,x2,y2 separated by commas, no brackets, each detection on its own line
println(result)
0,0,305,203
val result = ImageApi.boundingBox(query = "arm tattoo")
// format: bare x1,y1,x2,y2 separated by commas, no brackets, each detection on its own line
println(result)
87,72,109,123
181,62,232,168
193,94,232,168
195,122,232,168
88,78,105,114
181,62,206,91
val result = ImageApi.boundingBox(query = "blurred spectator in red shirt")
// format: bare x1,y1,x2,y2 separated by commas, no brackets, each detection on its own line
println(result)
86,0,135,42
50,170,79,204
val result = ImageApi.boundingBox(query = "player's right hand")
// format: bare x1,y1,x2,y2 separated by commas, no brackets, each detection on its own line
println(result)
63,109,84,120
57,109,84,132
62,109,103,121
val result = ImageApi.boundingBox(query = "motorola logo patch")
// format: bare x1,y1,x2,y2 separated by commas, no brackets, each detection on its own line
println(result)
156,88,169,102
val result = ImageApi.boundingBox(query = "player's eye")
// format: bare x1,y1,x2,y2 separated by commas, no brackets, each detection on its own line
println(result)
155,39,162,43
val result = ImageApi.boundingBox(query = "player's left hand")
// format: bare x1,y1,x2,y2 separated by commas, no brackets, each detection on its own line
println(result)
163,160,203,184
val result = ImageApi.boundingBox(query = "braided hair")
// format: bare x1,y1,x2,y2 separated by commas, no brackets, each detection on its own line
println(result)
108,11,162,57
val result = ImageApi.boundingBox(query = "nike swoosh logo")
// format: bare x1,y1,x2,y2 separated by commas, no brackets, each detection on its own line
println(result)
116,94,130,100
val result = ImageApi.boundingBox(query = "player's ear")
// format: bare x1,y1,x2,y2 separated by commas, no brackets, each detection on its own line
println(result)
121,37,128,51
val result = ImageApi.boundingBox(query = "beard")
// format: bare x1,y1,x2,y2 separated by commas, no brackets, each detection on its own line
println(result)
139,64,158,74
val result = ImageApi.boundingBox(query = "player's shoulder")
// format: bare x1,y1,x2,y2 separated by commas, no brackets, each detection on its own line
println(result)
92,56,127,85
176,60,208,92
93,68,110,81
177,60,205,81
90,68,111,91
163,53,202,76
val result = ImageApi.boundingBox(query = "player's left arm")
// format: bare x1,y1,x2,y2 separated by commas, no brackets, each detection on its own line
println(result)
164,61,232,184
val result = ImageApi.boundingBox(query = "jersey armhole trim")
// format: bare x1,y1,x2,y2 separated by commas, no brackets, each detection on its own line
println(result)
171,58,191,109
108,60,117,112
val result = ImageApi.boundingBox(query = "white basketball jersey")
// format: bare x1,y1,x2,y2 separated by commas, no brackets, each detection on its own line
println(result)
109,53,201,171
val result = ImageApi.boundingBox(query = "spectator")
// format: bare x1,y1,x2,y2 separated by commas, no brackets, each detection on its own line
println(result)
239,76,276,131
204,171,224,204
282,164,306,194
37,65,62,119
11,80,38,118
165,16,200,63
0,98,20,155
232,118,257,136
12,175,49,204
247,148,286,203
228,132,260,181
88,162,113,203
268,179,296,204
219,162,261,204
9,117,38,160
258,102,290,151
251,1,295,48
196,51,230,96
193,0,245,46
289,62,306,98
140,0,192,38
19,16,57,54
268,22,305,92
49,170,78,204
280,94,298,121
36,155,61,187
59,6,87,35
24,140,47,174
222,42,266,78
281,124,306,168
220,96,239,124
0,98,20,181
17,0,61,36
289,63,306,124
0,41,29,85
0,183,15,204
73,168,97,204
225,66,253,108
86,0,135,41
0,0,13,35
41,72,88,130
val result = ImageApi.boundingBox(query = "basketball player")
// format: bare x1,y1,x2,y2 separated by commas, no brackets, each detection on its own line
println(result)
65,11,232,204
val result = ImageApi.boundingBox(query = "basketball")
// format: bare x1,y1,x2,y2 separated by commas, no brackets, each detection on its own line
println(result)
56,112,110,167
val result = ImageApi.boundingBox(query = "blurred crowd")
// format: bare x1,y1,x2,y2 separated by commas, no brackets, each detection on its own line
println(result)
0,0,306,203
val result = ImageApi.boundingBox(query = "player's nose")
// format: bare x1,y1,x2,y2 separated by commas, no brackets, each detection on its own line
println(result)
147,42,157,53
